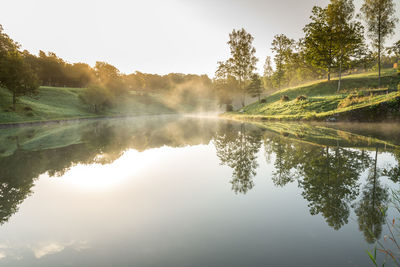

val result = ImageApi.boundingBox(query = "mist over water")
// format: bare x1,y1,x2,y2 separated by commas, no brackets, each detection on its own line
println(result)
0,115,399,266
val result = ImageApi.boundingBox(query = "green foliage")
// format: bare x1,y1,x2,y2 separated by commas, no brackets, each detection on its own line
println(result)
338,93,369,108
79,84,113,113
246,74,263,100
271,34,295,88
303,5,336,80
0,25,39,110
216,28,258,107
361,0,399,84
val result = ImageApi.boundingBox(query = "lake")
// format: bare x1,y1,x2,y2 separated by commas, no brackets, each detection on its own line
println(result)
0,115,399,266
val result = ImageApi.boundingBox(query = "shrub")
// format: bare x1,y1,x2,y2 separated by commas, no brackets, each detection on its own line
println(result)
338,93,369,109
280,95,289,102
296,95,307,101
397,83,400,91
24,106,33,111
260,99,267,103
26,112,34,117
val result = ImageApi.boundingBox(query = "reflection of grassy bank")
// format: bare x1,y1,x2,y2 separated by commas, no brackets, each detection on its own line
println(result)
224,69,400,122
241,120,400,150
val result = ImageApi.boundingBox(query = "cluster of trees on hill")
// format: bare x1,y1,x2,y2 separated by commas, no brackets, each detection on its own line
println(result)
0,25,39,110
0,25,214,112
215,0,399,109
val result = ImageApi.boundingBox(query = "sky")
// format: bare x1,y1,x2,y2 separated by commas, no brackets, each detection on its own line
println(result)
1,0,399,77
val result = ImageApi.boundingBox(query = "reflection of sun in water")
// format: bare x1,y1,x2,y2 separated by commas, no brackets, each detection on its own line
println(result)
53,149,159,191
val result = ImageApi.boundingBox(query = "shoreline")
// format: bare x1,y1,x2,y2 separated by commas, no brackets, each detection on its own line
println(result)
0,112,180,129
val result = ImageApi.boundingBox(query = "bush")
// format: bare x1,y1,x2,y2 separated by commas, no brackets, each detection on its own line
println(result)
398,83,400,91
296,95,307,101
226,104,233,112
260,99,267,104
338,93,370,108
280,95,289,102
26,112,34,117
24,106,33,111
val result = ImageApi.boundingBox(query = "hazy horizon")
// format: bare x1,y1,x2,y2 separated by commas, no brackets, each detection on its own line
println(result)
1,0,399,77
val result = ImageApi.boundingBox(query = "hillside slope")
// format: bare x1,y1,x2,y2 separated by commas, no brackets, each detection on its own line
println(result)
0,87,178,124
225,69,400,121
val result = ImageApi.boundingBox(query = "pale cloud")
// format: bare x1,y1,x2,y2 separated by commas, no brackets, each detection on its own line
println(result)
32,241,90,259
33,243,65,259
0,240,90,261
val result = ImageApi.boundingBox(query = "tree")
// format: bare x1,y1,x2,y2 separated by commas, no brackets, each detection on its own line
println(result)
271,34,295,88
246,74,263,101
80,84,112,113
94,61,125,95
0,50,39,110
303,6,337,81
214,61,239,111
225,28,258,107
361,0,398,86
327,0,365,92
262,56,274,90
0,25,39,110
387,40,400,63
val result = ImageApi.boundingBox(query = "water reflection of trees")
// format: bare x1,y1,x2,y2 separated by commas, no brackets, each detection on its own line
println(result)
355,147,389,243
0,117,220,225
214,123,262,194
214,126,399,238
298,145,370,230
1,118,400,243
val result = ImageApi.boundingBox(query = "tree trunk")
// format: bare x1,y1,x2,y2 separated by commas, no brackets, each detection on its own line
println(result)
337,53,343,93
328,65,331,81
240,78,245,107
378,15,381,87
12,91,16,111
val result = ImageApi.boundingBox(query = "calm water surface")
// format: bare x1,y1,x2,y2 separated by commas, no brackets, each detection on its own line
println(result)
0,115,399,266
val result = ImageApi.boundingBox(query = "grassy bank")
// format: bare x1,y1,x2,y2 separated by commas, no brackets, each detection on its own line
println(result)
0,86,190,125
224,69,400,121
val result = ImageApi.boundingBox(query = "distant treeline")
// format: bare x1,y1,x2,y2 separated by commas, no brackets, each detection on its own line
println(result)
23,50,213,92
0,25,215,112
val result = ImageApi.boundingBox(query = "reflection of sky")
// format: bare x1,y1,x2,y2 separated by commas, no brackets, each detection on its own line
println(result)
0,144,398,266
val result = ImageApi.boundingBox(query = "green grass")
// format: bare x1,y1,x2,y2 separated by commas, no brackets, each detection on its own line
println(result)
0,86,175,124
226,69,400,121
